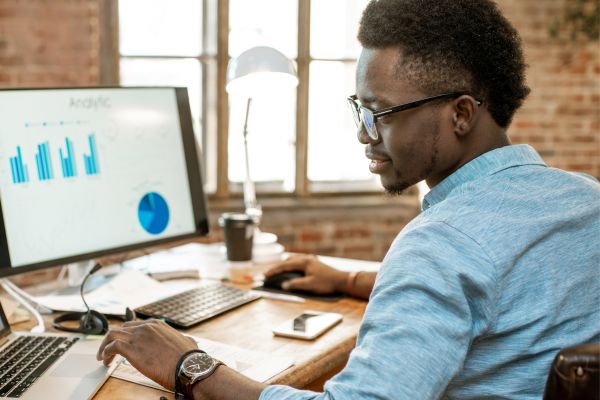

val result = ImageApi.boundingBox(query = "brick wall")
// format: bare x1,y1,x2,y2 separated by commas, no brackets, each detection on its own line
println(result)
500,0,600,177
0,0,101,87
207,198,421,262
0,1,598,287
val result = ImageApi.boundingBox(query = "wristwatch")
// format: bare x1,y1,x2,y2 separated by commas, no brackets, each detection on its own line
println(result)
175,350,224,400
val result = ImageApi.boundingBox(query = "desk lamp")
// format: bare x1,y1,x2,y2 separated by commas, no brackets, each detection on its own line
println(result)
226,46,298,241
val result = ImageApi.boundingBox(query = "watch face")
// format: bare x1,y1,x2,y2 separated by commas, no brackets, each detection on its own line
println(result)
182,352,214,376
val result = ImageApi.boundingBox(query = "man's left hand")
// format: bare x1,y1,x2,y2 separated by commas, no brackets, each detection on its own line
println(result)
97,319,197,391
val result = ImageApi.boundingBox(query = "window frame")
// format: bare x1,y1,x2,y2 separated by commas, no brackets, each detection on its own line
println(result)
105,0,414,209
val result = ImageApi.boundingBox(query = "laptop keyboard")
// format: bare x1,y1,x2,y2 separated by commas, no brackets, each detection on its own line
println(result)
135,283,261,329
0,335,78,398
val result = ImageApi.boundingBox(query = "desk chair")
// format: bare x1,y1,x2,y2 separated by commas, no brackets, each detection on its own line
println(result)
543,343,600,400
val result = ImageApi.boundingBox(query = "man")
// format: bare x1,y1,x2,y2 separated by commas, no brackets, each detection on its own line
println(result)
97,0,600,398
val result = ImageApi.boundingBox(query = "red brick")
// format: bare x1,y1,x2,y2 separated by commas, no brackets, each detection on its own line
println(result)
572,135,596,143
299,231,323,243
333,228,371,240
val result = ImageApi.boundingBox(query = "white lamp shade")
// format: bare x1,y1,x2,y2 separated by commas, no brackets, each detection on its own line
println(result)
226,46,298,96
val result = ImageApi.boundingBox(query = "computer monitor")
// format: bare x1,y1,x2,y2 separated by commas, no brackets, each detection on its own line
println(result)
0,87,209,277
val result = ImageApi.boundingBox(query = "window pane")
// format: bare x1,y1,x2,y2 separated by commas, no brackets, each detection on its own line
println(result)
120,58,202,142
229,0,298,58
119,0,203,56
308,61,376,183
228,89,296,189
310,0,369,59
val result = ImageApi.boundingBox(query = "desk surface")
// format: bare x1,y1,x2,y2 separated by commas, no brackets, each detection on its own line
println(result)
11,280,368,399
101,294,366,399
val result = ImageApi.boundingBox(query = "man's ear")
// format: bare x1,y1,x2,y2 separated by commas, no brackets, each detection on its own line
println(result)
452,96,479,137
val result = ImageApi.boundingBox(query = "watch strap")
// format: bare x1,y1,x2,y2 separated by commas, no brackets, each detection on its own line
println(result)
175,350,205,400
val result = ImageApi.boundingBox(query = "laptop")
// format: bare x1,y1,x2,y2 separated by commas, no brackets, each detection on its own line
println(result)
0,302,116,399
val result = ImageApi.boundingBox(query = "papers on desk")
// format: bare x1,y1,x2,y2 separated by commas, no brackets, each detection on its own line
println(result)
31,269,198,315
112,336,294,391
123,242,285,281
123,243,227,280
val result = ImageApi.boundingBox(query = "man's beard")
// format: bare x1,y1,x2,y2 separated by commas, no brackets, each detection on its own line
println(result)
382,121,440,196
383,179,412,196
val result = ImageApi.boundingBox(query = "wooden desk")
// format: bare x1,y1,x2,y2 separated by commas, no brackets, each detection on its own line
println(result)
10,284,368,399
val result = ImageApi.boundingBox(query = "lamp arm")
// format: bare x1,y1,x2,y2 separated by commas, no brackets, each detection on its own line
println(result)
242,97,262,223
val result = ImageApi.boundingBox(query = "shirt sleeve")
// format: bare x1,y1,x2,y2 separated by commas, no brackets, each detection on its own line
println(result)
260,221,497,400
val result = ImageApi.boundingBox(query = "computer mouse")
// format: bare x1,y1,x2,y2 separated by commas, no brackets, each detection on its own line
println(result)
263,270,305,290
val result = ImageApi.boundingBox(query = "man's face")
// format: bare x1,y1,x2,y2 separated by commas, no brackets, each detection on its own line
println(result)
355,48,457,194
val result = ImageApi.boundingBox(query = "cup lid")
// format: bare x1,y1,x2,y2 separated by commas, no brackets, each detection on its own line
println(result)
218,212,254,227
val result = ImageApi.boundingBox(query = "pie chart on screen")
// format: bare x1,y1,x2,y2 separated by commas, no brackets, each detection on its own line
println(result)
138,192,170,235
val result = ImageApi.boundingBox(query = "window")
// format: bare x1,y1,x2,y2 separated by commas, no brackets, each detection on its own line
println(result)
116,0,382,201
228,0,298,191
308,0,375,191
118,0,217,191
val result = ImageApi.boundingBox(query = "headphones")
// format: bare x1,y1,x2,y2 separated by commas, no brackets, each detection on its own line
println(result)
52,263,135,335
52,309,109,335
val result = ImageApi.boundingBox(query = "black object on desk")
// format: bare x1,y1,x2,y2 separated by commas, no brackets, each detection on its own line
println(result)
256,271,344,302
263,270,306,290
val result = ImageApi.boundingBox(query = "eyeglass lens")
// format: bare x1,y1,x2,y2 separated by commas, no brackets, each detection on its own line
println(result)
347,98,378,140
360,108,376,139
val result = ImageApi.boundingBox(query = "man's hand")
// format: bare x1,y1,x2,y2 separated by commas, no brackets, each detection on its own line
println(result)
264,254,349,294
96,319,197,391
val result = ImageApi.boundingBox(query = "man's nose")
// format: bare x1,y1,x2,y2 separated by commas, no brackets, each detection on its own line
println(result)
357,123,378,144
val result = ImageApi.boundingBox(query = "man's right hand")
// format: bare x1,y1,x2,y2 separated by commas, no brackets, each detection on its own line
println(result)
264,254,349,295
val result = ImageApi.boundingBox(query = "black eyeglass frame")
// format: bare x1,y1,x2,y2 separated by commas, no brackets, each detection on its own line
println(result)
347,92,482,140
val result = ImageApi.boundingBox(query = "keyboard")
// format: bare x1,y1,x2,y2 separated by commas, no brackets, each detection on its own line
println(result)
0,336,78,398
134,283,261,329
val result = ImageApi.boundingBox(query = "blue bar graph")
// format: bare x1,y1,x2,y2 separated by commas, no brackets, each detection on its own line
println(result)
9,146,29,184
83,134,100,175
35,141,54,181
8,134,100,185
59,137,77,178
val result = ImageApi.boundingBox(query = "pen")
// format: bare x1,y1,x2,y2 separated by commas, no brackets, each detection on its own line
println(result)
250,290,305,303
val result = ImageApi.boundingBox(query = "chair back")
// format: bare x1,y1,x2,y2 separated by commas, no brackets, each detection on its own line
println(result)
543,343,599,400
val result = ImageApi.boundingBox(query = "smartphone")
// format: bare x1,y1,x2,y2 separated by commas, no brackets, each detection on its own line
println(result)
272,310,343,340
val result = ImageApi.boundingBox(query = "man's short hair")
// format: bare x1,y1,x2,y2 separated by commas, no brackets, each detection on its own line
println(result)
358,0,530,128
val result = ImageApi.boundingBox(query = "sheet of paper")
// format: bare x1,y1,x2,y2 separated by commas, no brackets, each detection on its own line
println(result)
111,336,294,391
123,242,285,281
123,243,230,280
31,269,198,314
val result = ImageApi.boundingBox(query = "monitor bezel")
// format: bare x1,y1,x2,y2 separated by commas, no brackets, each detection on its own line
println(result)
0,86,210,277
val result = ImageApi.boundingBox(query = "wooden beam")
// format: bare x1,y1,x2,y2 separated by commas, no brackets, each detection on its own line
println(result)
295,0,311,197
216,0,230,199
99,0,119,85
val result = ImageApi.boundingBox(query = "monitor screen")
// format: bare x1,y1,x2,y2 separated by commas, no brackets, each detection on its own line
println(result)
0,87,209,276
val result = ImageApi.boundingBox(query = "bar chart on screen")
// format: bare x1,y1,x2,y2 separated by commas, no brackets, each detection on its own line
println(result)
59,137,78,178
8,146,30,184
35,141,54,181
83,134,100,175
7,133,101,185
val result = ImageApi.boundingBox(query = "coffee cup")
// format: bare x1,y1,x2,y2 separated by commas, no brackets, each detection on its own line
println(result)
218,212,254,261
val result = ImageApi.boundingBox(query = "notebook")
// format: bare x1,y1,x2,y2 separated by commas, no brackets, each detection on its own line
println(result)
0,301,116,399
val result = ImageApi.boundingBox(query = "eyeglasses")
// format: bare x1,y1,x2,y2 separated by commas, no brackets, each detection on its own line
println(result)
347,92,481,141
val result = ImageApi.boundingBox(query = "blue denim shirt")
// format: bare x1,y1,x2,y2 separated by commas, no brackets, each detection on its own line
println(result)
260,145,600,400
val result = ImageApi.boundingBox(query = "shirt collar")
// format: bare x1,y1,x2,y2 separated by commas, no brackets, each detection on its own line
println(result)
422,144,546,211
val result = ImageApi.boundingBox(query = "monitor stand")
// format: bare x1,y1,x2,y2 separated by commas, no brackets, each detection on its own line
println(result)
66,260,96,287
53,260,112,296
